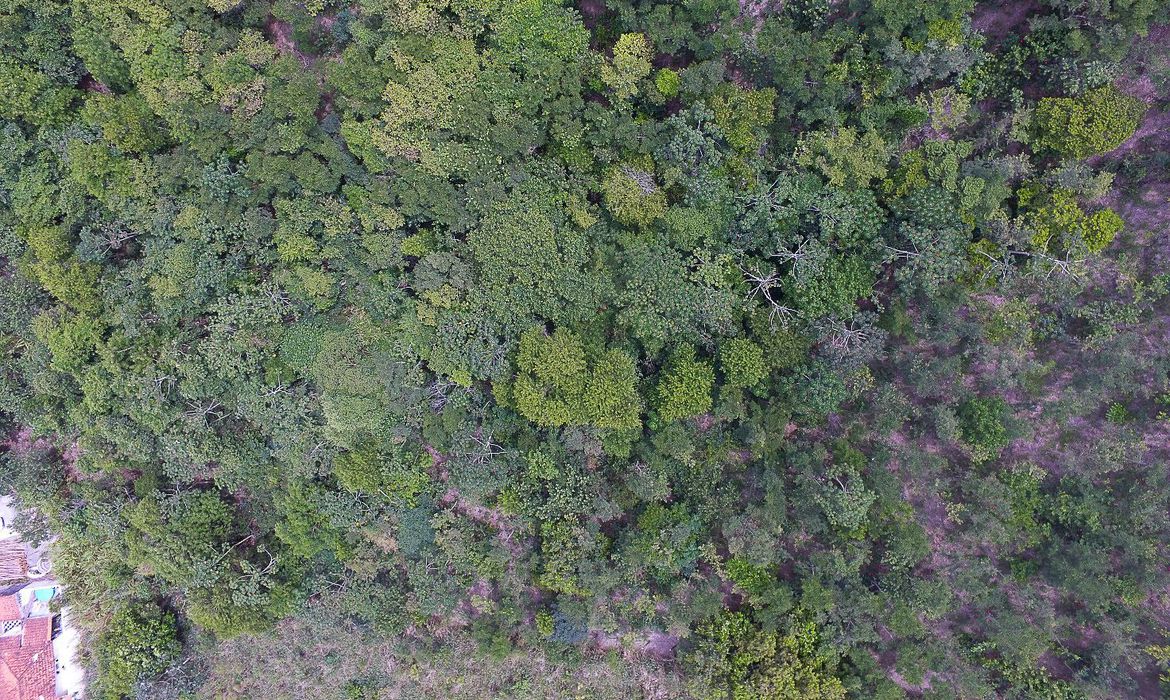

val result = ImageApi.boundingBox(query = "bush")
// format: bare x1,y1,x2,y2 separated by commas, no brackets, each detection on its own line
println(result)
95,603,182,700
958,396,1011,463
1105,402,1130,423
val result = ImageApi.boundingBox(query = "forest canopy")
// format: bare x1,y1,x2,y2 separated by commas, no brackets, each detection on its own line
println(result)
2,0,1170,698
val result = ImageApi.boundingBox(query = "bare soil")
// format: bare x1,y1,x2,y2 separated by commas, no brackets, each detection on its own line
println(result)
971,0,1042,43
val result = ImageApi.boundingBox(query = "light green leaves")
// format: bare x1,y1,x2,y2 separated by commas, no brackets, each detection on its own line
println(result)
1031,86,1145,158
512,326,642,431
653,345,714,423
600,33,653,100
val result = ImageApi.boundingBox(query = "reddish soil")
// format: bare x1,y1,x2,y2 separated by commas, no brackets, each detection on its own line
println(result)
639,631,680,659
314,92,335,123
588,629,680,660
1,427,85,480
1,426,44,454
425,444,448,469
576,0,608,31
266,17,315,69
77,75,112,94
440,486,529,561
590,629,622,651
738,0,772,37
971,0,1042,43
1116,73,1160,105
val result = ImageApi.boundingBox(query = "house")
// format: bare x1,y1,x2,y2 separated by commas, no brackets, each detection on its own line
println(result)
0,584,64,700
0,498,79,700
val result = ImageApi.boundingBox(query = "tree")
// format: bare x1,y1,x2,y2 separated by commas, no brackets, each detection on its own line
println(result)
0,56,76,127
708,84,776,179
582,349,643,431
1030,86,1145,158
538,519,596,596
720,338,767,389
812,444,878,537
1082,207,1123,253
491,0,590,75
333,442,431,506
886,221,971,296
1023,187,1124,254
81,92,168,153
1,0,1165,695
124,491,233,588
686,612,846,700
624,503,701,583
513,326,588,427
656,68,681,97
512,326,642,431
274,482,353,560
467,189,598,325
617,242,737,351
653,345,714,423
30,259,102,314
602,161,668,229
94,603,182,700
782,253,875,319
601,33,653,100
31,311,100,374
796,127,891,189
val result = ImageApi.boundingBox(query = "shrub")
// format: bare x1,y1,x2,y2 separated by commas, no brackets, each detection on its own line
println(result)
958,396,1011,463
95,604,181,700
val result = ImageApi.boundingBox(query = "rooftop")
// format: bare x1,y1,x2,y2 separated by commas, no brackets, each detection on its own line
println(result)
19,620,49,651
0,619,59,700
0,542,27,584
0,500,70,700
0,599,18,624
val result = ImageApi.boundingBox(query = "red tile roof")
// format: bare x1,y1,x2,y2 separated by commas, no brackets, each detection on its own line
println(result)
0,657,16,700
18,619,48,650
0,615,57,700
0,598,18,623
0,647,56,700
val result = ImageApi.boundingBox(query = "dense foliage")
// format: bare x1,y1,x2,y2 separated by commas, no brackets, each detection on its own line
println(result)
1,0,1169,698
